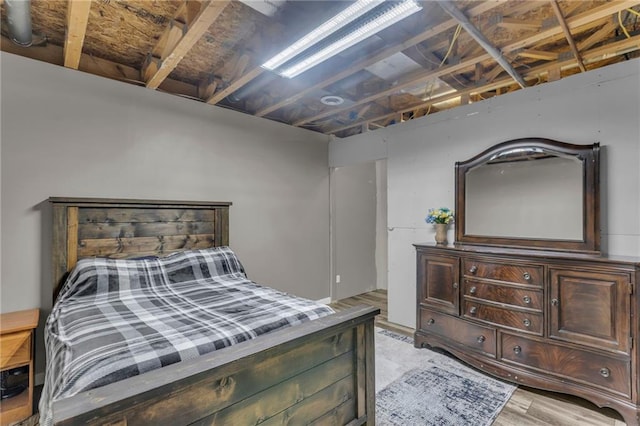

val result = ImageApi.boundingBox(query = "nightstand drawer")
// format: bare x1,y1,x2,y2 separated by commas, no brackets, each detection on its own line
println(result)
0,331,31,369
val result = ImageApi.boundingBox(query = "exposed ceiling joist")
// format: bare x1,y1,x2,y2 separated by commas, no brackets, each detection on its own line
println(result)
254,0,508,118
3,0,639,138
436,0,526,88
143,0,230,89
293,51,492,126
518,49,559,61
550,1,587,72
293,1,639,128
64,0,92,69
577,20,617,52
206,66,264,105
331,33,640,135
0,36,198,98
504,0,640,51
497,17,541,31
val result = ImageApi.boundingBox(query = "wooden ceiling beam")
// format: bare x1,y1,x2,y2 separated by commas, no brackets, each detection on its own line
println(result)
518,49,559,61
293,1,639,127
550,1,586,72
497,17,542,31
426,1,545,54
484,64,505,83
64,0,92,69
254,0,508,118
577,20,617,51
503,0,640,52
0,36,198,98
205,26,275,105
557,1,584,19
143,0,230,90
293,52,492,126
328,33,640,135
205,66,264,105
437,1,526,88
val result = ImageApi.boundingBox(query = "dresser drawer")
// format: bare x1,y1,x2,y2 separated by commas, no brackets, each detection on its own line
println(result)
0,331,31,369
463,259,543,287
420,308,496,357
463,281,543,310
463,301,543,335
501,333,631,398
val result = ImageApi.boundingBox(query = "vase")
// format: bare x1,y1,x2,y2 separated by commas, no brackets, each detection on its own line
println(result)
434,223,448,245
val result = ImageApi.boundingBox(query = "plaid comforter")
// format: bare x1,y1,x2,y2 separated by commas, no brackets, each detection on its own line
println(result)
40,247,334,425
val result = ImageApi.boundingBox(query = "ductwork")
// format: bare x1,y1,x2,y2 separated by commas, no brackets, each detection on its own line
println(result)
6,0,33,47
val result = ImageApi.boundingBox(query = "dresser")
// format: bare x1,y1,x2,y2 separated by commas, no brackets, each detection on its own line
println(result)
0,309,39,426
414,243,640,425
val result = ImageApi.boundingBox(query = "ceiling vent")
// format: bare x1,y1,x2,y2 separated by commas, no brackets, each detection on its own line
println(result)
320,95,344,106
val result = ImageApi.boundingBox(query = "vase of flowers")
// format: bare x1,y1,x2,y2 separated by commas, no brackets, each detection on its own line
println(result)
426,207,454,245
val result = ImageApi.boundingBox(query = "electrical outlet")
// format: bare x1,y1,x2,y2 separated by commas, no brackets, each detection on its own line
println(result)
336,275,341,284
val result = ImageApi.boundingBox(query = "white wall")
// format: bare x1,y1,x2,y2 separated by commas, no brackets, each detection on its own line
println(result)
1,53,330,375
330,58,640,328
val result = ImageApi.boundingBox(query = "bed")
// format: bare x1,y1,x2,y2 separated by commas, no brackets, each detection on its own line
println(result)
44,197,378,426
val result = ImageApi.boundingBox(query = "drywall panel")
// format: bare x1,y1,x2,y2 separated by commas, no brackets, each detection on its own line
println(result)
331,58,640,328
329,131,387,167
375,160,388,290
1,53,330,376
331,161,377,300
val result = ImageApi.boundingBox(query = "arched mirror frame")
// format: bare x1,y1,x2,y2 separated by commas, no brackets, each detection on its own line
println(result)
455,138,600,253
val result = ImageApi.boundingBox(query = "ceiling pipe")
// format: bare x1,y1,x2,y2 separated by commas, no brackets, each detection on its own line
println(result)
6,0,33,47
436,0,527,89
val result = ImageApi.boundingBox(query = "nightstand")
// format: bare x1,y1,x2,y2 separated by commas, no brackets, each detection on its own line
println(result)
0,309,39,426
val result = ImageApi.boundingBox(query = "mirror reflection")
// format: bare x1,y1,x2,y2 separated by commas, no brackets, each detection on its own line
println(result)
465,150,583,240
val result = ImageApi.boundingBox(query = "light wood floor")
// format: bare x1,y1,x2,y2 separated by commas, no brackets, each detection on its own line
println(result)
330,290,627,426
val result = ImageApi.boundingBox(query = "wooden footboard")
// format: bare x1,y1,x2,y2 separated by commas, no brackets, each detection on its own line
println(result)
52,305,379,426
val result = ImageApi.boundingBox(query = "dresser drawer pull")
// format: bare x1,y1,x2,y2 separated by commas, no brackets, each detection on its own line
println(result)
476,335,486,344
523,319,531,327
551,298,559,307
523,272,531,281
523,295,531,304
469,286,477,295
469,307,478,315
427,318,435,325
513,345,522,355
469,265,478,274
600,367,610,378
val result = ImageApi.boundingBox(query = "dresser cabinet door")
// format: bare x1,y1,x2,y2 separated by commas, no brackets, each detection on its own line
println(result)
549,269,631,354
418,252,459,315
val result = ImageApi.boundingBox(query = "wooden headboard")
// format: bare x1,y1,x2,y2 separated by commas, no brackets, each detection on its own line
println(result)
50,197,231,298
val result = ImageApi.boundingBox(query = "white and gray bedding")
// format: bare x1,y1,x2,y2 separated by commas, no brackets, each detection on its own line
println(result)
40,246,334,425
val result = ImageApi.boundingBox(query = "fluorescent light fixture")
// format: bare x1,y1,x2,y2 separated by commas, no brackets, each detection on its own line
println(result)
262,0,384,71
279,0,423,79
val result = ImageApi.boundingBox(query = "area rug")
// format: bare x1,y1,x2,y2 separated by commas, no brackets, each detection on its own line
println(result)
375,329,516,426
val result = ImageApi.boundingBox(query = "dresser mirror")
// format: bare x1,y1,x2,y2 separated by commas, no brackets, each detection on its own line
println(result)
455,138,600,253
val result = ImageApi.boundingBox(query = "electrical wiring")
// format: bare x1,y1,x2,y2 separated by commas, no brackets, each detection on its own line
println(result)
422,24,462,115
617,8,640,39
619,10,632,39
626,7,640,18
